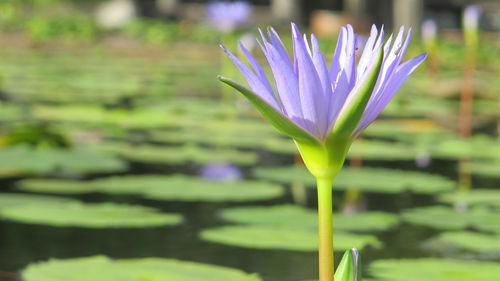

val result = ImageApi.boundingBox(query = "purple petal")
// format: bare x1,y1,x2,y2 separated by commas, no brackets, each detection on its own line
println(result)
238,42,274,97
261,41,305,126
292,23,327,137
311,34,335,133
356,53,427,133
221,45,280,109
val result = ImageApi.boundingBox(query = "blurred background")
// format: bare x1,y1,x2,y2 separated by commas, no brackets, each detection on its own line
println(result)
0,1,499,281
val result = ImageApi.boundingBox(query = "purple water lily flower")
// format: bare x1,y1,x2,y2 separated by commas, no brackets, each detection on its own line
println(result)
421,19,437,44
200,162,243,181
463,5,481,31
206,0,251,33
220,23,427,141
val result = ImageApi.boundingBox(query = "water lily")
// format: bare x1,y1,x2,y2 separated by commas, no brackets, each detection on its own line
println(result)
463,5,481,49
421,19,437,51
219,23,425,281
205,0,251,33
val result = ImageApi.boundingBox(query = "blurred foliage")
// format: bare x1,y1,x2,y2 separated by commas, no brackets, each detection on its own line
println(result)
26,15,98,42
0,123,71,148
125,19,180,44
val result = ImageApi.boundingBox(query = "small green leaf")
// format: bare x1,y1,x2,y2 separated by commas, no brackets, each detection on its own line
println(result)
332,47,384,137
218,76,320,146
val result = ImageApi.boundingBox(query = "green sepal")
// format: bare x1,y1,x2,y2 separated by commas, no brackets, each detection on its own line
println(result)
334,248,362,281
331,47,384,138
218,76,321,146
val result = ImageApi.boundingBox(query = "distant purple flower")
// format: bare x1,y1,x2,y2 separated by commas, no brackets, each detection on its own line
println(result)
200,162,242,181
221,23,426,140
463,5,481,31
421,19,437,44
206,0,251,33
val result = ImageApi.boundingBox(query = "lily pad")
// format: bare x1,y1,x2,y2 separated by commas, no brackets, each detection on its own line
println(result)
200,226,381,252
369,258,500,281
18,175,285,202
0,146,127,177
253,166,454,194
438,189,500,208
23,256,261,281
429,231,500,254
0,193,77,207
149,122,297,154
469,161,500,179
364,119,450,140
0,202,182,228
219,205,399,232
430,136,500,160
403,206,500,232
93,142,258,165
347,139,417,160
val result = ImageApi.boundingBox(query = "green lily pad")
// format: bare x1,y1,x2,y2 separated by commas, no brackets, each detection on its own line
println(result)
469,161,500,179
0,202,182,228
369,258,500,281
253,166,454,194
430,136,500,160
18,175,284,202
151,129,296,154
23,256,261,281
347,139,417,160
18,179,97,194
0,193,77,207
93,142,258,165
429,231,500,254
0,145,127,177
219,205,399,232
403,206,500,232
200,226,381,252
438,189,500,208
364,119,450,140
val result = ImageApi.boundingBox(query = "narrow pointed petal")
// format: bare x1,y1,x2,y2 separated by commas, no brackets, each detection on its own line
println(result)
292,23,327,137
218,76,321,145
356,52,427,133
261,41,304,125
330,27,346,83
238,42,274,95
221,45,280,109
311,34,334,134
357,25,378,79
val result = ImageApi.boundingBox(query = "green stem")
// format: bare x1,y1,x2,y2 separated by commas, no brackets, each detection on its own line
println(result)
316,175,334,281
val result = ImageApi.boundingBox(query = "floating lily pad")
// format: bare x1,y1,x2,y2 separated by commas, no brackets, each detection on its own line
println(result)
23,256,261,281
428,231,500,254
18,175,284,202
219,205,399,232
18,179,97,194
148,119,297,155
0,146,127,177
430,136,500,160
438,189,500,208
469,161,500,179
364,119,450,140
347,140,417,160
253,166,454,194
369,258,500,281
0,202,182,228
93,142,258,165
403,206,500,232
200,226,381,252
0,193,76,207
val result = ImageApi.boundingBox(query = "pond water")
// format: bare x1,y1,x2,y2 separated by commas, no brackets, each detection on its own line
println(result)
0,40,499,281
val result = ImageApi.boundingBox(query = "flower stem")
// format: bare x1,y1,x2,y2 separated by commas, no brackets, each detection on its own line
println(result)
316,175,334,281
